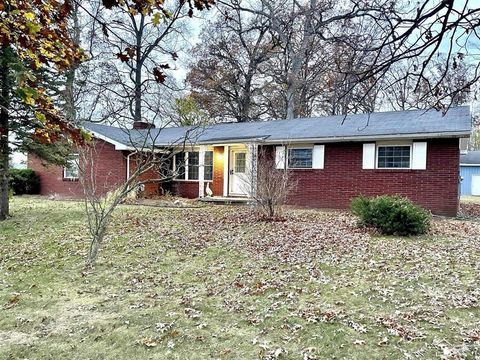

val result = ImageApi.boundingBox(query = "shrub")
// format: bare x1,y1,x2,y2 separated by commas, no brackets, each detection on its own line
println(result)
9,169,40,195
351,195,430,235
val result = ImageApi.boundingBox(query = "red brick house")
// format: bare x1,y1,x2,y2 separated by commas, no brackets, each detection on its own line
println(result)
28,107,471,216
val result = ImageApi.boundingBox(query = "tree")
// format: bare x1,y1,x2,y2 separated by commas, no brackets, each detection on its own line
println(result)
213,0,480,118
243,145,295,218
0,0,85,220
172,95,209,126
381,56,474,111
193,0,389,119
79,133,190,265
72,0,214,265
187,6,273,122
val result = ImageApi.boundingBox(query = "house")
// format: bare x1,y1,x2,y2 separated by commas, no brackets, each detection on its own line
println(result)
460,150,480,196
28,106,472,216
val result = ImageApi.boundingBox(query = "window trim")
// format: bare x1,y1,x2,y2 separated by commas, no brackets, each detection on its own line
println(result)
204,151,214,181
173,151,214,182
375,144,412,170
287,146,314,169
63,153,80,180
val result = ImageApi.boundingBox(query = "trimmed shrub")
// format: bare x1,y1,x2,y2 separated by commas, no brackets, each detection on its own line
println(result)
351,195,430,236
9,169,40,195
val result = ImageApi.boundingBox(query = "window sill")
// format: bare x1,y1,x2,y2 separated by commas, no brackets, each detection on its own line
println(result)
173,179,213,183
63,177,79,182
287,168,320,171
372,168,424,172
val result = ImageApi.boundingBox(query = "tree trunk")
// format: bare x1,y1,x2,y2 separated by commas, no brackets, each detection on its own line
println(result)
63,2,81,122
0,45,11,220
88,222,107,265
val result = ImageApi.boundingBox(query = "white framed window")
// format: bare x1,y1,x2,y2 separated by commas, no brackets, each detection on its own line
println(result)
287,147,313,169
204,151,213,181
63,154,79,180
376,145,412,169
173,151,213,181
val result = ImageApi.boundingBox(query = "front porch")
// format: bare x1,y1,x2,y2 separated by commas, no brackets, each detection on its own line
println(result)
196,142,257,199
198,196,253,205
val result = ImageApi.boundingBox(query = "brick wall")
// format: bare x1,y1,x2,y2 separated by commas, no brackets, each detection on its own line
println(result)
128,155,162,197
171,181,199,198
28,139,127,198
261,138,460,216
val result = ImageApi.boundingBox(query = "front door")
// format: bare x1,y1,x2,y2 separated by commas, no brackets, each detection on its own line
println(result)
229,149,248,196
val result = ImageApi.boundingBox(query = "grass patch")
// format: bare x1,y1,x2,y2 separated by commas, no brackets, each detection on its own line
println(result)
0,197,479,359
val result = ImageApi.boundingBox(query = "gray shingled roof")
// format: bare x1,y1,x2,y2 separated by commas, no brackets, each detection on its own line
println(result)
83,106,471,148
461,151,480,165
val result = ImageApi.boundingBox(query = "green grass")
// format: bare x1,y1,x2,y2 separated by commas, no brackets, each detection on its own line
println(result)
0,197,479,359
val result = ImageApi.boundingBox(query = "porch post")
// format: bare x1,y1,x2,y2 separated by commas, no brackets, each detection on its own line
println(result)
199,145,206,198
246,143,258,197
223,145,229,196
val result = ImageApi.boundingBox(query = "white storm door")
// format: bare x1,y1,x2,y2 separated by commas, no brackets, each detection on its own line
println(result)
229,150,248,195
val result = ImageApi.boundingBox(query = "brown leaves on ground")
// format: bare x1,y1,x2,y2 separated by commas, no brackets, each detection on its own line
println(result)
3,293,21,310
3,198,480,359
459,202,480,219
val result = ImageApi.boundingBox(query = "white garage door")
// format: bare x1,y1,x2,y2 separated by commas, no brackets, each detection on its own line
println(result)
472,175,480,195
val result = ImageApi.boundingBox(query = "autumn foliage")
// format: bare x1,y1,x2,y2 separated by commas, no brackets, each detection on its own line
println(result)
0,0,86,143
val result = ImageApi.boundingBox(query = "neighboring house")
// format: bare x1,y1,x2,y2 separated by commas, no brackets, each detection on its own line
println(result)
460,151,480,196
28,106,471,216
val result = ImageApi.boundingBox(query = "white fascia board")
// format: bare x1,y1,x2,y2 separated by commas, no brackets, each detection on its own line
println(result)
87,130,133,150
460,164,480,167
195,138,268,146
88,130,168,153
261,131,471,144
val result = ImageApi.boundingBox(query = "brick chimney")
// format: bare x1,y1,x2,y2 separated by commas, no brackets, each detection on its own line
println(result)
132,121,155,130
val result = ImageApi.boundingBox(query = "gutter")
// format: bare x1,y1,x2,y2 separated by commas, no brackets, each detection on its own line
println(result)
86,127,471,149
259,131,471,144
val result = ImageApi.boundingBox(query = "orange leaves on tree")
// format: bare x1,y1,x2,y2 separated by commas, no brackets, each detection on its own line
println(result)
1,0,86,145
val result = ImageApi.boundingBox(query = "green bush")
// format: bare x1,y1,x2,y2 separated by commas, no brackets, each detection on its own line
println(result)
9,169,40,195
350,195,430,236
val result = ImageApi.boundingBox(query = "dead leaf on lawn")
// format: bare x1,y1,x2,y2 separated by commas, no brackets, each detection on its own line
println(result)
138,336,159,347
3,293,20,309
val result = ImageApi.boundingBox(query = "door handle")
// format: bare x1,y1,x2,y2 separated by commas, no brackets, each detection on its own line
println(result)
229,169,234,175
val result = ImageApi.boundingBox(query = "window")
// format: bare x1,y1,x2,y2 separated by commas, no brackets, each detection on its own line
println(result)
234,152,246,173
174,151,213,181
63,154,79,180
205,151,213,181
175,152,185,179
377,145,411,169
288,148,312,168
188,152,199,180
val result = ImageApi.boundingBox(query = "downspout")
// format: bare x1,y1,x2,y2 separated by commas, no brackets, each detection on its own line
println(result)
126,151,136,189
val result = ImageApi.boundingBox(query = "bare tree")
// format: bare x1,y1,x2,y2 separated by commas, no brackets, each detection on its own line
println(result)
244,145,296,219
187,6,273,122
381,56,474,111
217,0,480,116
78,133,188,265
70,0,213,265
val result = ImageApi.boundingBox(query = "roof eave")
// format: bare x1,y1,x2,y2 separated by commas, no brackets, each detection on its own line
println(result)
261,131,471,144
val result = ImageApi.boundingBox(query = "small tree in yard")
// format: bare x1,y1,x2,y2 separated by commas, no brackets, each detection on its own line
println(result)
246,146,296,219
73,0,213,266
79,127,195,266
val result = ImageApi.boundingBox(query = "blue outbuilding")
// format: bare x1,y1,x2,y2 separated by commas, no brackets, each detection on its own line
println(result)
460,151,480,196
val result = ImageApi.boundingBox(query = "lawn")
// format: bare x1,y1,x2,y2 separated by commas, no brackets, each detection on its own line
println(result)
1,197,479,359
